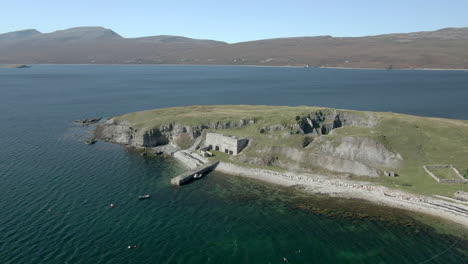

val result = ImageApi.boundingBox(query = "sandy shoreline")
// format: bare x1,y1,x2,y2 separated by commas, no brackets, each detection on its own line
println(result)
173,150,468,228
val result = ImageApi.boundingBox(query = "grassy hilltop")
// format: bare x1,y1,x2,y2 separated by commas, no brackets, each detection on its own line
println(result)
110,105,468,197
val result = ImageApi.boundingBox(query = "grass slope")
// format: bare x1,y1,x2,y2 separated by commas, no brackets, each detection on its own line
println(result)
429,168,463,180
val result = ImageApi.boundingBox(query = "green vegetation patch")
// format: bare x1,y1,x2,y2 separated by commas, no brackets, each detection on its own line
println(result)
373,114,468,196
114,105,319,129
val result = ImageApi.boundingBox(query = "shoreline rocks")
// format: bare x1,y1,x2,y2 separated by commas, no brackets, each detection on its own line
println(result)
74,117,102,126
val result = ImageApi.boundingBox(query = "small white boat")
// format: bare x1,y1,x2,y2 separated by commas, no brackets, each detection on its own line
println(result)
193,173,203,179
138,194,150,199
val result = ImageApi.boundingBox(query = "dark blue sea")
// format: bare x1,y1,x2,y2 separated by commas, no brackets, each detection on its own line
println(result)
0,65,467,263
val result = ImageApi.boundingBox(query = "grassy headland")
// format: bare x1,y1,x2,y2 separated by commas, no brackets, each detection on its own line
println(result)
109,105,468,198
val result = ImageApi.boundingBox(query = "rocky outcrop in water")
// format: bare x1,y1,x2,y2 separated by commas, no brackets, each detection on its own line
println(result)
74,117,102,126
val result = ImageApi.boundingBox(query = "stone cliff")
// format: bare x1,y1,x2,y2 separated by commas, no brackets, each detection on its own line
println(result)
95,118,255,149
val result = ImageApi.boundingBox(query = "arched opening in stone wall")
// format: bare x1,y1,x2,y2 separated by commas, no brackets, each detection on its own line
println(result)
229,150,233,155
215,146,219,151
225,149,229,154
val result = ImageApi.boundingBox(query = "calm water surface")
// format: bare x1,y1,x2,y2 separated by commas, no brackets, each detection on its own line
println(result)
0,65,467,263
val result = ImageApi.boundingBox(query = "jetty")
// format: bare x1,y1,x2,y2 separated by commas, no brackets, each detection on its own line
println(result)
171,161,219,186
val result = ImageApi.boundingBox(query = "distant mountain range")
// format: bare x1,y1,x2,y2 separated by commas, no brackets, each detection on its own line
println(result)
1,26,467,69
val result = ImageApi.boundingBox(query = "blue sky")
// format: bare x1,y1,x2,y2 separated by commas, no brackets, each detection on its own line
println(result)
1,0,467,43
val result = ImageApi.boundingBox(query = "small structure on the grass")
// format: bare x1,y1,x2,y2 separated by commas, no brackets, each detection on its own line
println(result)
454,191,468,202
423,165,467,183
384,170,397,177
205,132,249,155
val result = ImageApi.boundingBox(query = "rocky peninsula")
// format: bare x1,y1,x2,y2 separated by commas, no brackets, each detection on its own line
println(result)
94,105,468,228
0,64,30,68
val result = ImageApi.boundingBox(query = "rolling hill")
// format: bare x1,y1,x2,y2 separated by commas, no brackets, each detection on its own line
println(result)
1,26,467,69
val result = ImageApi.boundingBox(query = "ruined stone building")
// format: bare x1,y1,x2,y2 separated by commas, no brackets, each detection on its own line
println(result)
205,132,248,155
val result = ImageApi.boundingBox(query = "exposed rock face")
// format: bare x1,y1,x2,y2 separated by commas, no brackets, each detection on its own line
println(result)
94,118,255,148
239,146,382,177
237,110,400,177
258,110,377,136
298,110,377,135
309,154,380,177
310,136,403,169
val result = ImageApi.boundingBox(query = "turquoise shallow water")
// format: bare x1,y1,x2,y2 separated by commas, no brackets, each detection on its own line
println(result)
0,65,467,263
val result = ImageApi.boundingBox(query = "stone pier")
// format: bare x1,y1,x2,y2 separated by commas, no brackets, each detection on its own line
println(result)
170,161,220,186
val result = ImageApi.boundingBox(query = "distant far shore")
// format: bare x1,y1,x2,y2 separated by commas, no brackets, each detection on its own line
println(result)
0,64,31,69
4,63,468,71
3,27,468,71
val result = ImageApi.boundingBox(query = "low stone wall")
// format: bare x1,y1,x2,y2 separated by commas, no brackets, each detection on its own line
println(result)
423,165,467,183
